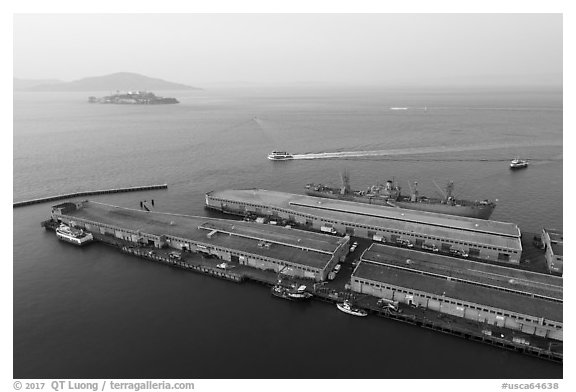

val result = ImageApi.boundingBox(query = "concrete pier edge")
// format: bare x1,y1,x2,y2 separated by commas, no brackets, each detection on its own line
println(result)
14,184,168,208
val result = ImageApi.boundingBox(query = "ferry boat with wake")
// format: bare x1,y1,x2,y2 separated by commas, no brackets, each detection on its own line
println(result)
267,151,294,161
305,171,496,220
55,224,94,246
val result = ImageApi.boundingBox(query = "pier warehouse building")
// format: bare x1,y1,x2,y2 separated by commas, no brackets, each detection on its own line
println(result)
352,244,563,341
541,228,563,275
50,201,349,281
205,189,522,264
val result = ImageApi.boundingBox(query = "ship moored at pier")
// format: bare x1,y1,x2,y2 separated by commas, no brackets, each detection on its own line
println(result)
305,171,496,219
55,223,94,246
271,284,313,300
336,300,368,317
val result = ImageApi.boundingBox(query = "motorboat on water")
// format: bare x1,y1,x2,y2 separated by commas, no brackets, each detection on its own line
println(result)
336,300,368,317
267,151,294,160
55,224,94,246
510,158,529,169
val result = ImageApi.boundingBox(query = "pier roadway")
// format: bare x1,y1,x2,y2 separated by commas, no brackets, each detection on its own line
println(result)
199,220,342,254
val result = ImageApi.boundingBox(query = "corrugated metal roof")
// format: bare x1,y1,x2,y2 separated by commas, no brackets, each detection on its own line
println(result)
362,244,562,301
58,201,343,270
208,189,522,250
353,261,562,322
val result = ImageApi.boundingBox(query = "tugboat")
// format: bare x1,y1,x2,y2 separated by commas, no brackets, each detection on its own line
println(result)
510,158,529,169
55,224,94,246
271,284,313,300
267,151,294,161
336,300,368,317
305,170,496,219
271,285,294,300
286,284,313,299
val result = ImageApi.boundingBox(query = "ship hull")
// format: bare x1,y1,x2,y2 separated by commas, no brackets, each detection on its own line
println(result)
305,190,495,220
56,231,93,246
287,291,313,299
267,157,294,161
336,303,367,317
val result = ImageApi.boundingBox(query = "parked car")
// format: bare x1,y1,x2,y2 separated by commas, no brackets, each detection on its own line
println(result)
372,235,386,243
397,239,414,248
320,226,337,234
422,243,439,252
449,248,469,258
377,298,400,312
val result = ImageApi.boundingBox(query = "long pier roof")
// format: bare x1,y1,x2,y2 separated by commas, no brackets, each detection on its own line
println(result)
353,261,562,323
362,244,563,301
208,189,521,249
59,201,345,270
209,189,519,236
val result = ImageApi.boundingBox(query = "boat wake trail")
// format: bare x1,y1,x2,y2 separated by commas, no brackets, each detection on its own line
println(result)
291,141,562,161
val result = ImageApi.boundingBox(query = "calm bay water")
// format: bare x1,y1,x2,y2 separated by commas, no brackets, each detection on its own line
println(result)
13,87,562,378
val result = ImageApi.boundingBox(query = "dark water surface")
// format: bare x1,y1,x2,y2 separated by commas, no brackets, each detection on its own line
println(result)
13,87,562,378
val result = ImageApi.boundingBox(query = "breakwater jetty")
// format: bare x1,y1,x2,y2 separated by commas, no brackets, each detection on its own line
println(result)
14,184,168,208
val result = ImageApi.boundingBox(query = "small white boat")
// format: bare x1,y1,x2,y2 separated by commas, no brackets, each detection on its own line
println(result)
55,224,93,246
267,151,294,160
336,300,368,317
510,158,529,169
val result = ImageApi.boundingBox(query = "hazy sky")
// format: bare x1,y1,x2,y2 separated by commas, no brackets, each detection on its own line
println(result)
13,13,562,87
